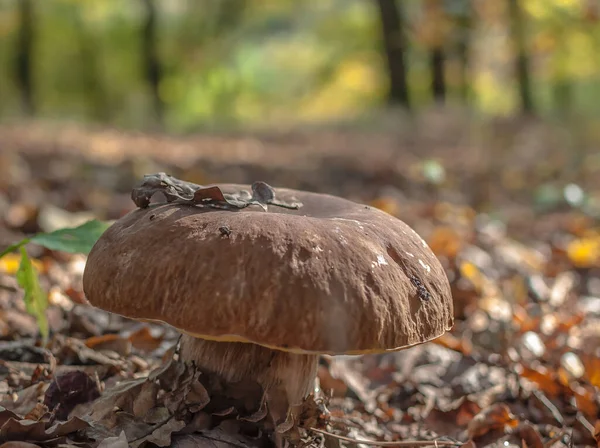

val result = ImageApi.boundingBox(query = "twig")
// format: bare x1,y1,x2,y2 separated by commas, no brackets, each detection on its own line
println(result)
543,428,567,448
531,389,564,426
309,428,463,447
0,283,17,292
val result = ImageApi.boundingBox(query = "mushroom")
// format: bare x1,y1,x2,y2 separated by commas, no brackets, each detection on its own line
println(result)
82,178,453,419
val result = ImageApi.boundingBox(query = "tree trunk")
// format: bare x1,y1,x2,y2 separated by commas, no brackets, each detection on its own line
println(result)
508,0,533,114
430,47,446,102
423,0,447,103
15,0,34,115
375,0,410,108
455,0,472,102
141,0,163,125
75,13,109,122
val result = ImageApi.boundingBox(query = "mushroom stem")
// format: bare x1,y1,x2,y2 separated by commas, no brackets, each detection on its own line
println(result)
179,334,319,409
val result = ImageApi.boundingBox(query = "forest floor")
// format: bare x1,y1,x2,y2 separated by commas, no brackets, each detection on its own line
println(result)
0,120,599,447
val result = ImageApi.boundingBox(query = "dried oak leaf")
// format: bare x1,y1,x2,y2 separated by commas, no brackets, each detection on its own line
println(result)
467,403,519,440
0,383,48,417
86,378,147,424
518,365,562,397
425,397,482,439
43,371,100,421
0,442,42,448
594,420,600,447
163,365,204,414
514,423,544,448
0,408,89,443
129,417,186,448
84,334,131,357
127,327,164,353
97,430,128,448
170,426,260,448
22,404,47,422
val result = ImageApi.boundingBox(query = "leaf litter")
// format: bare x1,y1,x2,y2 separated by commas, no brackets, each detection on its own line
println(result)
0,126,599,447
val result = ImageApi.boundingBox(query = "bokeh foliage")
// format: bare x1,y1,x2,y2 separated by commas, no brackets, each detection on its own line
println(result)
1,0,600,132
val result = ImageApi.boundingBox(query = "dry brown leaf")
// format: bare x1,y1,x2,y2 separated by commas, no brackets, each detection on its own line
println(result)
317,365,348,398
425,397,482,439
0,382,48,417
87,377,147,424
132,381,159,418
515,423,544,448
0,443,42,448
23,403,47,421
518,365,561,397
581,353,600,388
127,326,164,353
0,410,89,443
97,430,129,448
433,332,473,356
467,403,519,439
130,417,186,448
428,226,462,259
43,371,101,420
170,428,257,448
85,334,131,357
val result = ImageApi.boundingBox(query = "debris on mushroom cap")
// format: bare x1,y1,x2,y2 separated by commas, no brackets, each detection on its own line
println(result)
83,176,454,355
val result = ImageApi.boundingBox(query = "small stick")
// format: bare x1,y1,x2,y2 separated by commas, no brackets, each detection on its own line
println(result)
543,428,567,448
309,427,463,447
532,389,564,426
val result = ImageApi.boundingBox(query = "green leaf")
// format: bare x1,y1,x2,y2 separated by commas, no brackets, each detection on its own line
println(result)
16,247,49,343
0,238,30,260
30,219,111,254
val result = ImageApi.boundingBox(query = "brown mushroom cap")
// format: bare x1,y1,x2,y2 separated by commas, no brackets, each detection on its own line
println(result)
83,184,453,355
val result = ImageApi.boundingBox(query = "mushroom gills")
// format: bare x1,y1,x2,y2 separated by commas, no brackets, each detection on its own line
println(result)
179,334,319,408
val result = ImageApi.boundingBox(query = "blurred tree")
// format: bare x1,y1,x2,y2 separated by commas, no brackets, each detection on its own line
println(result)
508,0,533,114
452,0,472,101
424,0,446,103
14,0,34,115
141,0,163,126
375,0,410,108
75,10,109,122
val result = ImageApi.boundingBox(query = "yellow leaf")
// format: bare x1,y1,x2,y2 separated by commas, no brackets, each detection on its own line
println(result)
370,197,399,216
460,261,484,289
0,254,44,275
566,237,600,267
428,226,462,258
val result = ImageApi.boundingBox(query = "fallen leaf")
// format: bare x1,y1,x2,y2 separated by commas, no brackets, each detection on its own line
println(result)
44,371,101,420
85,334,131,356
97,430,129,448
0,443,42,448
0,382,48,417
127,326,164,353
515,423,544,448
130,417,186,448
170,427,258,448
0,254,43,275
467,403,519,439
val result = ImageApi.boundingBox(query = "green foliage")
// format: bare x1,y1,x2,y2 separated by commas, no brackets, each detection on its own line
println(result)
29,219,112,254
0,219,111,342
2,0,600,127
16,247,49,343
0,219,111,259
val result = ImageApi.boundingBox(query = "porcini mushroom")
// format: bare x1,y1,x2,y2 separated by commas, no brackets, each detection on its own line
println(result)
82,174,453,417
